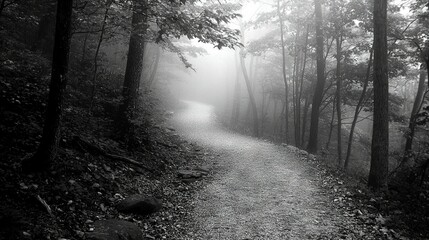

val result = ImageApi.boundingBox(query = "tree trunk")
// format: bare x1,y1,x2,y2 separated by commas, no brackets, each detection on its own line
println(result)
117,0,147,140
90,4,110,112
301,96,310,147
0,0,6,18
326,95,336,149
231,50,241,127
22,0,74,172
277,0,289,143
240,49,259,137
272,99,278,136
403,64,427,157
335,35,343,166
81,33,89,63
292,29,300,146
147,45,160,90
296,25,309,148
245,55,256,125
369,0,389,191
279,102,286,140
344,49,373,170
307,0,326,154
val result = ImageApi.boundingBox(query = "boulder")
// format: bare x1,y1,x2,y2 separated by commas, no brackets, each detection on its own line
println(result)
116,195,162,215
86,219,143,240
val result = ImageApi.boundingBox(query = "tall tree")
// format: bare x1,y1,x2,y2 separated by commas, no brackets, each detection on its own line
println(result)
335,34,343,166
307,0,325,153
368,0,389,190
116,0,148,141
239,25,259,137
22,0,74,172
277,0,290,143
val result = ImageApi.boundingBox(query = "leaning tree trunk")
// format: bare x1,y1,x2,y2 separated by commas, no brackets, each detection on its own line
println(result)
90,4,110,112
117,1,147,141
307,0,326,154
277,0,289,143
239,49,259,137
344,49,373,170
368,0,389,191
22,0,74,172
239,24,259,137
403,64,427,159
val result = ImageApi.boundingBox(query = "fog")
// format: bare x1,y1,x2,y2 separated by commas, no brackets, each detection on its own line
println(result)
169,46,236,111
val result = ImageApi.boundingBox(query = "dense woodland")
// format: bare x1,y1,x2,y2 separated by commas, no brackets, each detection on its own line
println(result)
0,0,429,239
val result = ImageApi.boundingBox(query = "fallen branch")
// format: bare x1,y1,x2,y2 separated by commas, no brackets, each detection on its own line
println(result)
72,136,153,172
155,140,178,149
36,195,53,217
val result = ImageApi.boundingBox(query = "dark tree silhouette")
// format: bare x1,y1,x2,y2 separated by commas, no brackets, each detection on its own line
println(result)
116,0,147,142
22,0,74,172
307,0,325,154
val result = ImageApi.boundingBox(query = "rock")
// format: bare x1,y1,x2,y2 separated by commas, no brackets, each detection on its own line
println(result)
177,170,203,179
181,178,199,184
116,195,162,215
194,166,210,173
86,219,143,240
308,154,316,160
166,127,176,132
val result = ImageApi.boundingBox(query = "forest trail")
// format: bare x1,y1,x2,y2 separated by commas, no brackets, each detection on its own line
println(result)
172,101,360,240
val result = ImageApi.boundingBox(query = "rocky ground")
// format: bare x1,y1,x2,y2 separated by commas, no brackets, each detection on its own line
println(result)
0,56,219,239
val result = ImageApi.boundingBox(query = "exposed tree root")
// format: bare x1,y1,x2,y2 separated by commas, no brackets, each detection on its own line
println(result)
72,136,153,173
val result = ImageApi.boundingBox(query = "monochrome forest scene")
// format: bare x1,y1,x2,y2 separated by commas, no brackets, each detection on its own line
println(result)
0,0,428,239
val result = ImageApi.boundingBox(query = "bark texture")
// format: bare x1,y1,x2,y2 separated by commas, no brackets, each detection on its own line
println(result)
368,0,389,190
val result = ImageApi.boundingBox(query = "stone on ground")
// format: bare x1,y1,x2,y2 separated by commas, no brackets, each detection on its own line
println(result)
86,219,143,240
116,195,162,215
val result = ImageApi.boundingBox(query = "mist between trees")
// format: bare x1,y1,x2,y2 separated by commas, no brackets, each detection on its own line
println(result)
2,0,428,191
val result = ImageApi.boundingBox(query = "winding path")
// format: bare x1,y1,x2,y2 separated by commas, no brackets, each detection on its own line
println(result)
172,101,357,240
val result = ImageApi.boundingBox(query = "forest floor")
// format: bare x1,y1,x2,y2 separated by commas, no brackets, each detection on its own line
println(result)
0,48,428,239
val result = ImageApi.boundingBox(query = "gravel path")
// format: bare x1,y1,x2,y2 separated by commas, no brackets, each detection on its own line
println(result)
172,101,358,240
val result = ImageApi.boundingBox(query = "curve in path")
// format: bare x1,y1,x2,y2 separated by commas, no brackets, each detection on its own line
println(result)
172,101,354,240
